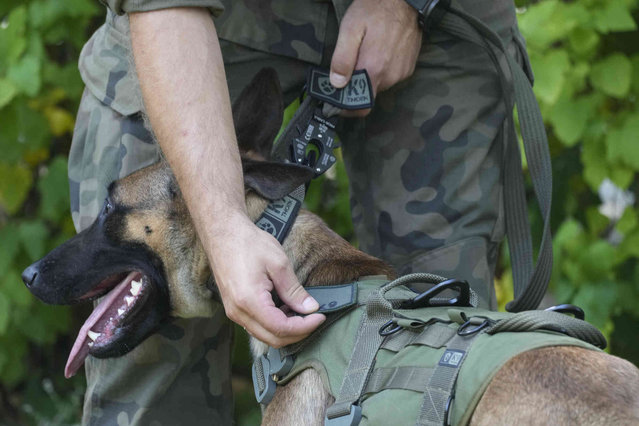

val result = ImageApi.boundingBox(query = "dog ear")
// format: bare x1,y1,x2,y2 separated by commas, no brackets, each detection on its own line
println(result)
232,68,284,160
242,159,314,201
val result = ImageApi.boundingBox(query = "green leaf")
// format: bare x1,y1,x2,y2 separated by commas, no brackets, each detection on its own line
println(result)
42,62,84,99
553,218,584,253
549,95,595,146
29,0,66,30
0,6,27,72
0,100,50,163
0,331,27,388
0,226,21,274
586,208,609,237
0,78,18,109
569,28,600,56
594,0,637,33
0,293,10,335
518,1,583,50
572,282,618,329
0,163,33,214
617,207,637,235
7,54,42,97
590,53,633,98
631,54,639,95
1,270,32,309
609,166,634,190
606,115,639,171
38,156,70,222
618,229,639,261
530,50,571,105
18,220,48,261
582,137,607,190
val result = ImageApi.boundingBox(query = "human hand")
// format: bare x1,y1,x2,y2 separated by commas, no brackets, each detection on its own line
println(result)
208,214,325,348
330,0,422,117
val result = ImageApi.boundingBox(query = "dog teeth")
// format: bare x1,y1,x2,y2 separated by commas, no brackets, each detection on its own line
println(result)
88,342,94,347
87,330,100,341
118,308,126,316
130,280,142,296
125,296,135,306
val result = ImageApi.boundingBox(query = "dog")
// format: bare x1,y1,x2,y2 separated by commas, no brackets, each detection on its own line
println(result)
23,69,639,425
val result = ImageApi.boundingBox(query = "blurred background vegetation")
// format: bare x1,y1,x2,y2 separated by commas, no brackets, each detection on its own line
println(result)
0,0,637,424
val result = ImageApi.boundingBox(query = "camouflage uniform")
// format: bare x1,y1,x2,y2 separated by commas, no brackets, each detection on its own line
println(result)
69,0,531,423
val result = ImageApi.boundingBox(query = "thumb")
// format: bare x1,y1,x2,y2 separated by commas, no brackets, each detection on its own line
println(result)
330,22,365,88
269,259,319,314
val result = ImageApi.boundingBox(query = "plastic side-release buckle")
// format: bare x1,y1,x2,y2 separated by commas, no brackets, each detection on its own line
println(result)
324,405,362,426
252,355,276,404
267,346,294,377
251,347,295,405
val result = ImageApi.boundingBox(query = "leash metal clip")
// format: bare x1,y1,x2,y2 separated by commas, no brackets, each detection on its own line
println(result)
290,109,339,177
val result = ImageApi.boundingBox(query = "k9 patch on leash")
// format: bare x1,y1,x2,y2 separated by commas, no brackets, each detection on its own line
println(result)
256,186,305,243
307,68,374,110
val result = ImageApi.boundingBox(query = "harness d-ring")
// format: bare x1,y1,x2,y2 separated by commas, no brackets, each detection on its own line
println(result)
379,319,403,336
457,317,492,336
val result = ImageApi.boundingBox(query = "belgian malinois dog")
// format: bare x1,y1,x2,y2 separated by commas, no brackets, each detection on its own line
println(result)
23,69,639,425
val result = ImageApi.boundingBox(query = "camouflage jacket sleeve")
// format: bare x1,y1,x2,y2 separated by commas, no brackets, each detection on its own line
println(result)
101,0,224,16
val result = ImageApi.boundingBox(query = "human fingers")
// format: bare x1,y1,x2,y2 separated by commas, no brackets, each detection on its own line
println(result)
245,301,326,348
330,16,365,88
267,252,319,315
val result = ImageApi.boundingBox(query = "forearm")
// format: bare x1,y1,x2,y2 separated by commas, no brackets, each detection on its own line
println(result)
129,7,246,255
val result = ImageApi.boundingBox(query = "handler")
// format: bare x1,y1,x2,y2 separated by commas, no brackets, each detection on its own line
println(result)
68,0,532,423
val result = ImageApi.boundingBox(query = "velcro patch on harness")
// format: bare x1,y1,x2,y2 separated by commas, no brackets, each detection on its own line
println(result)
438,349,466,368
306,283,358,313
307,68,374,110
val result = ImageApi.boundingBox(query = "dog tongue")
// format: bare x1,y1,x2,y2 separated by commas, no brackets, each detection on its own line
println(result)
65,271,139,378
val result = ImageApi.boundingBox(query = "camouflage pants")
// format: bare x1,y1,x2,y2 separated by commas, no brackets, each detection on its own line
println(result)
68,0,528,424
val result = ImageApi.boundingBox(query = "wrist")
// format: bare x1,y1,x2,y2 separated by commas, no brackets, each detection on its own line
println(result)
402,0,449,30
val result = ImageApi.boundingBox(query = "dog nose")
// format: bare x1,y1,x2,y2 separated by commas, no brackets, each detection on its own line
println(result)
22,263,39,288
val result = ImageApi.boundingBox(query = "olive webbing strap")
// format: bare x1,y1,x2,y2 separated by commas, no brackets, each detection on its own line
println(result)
381,323,457,352
416,331,485,426
363,366,435,395
324,286,395,423
438,8,553,312
487,310,607,349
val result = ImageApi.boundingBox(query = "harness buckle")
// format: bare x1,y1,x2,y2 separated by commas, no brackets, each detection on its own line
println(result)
324,404,362,426
267,346,294,376
252,355,277,404
399,278,471,309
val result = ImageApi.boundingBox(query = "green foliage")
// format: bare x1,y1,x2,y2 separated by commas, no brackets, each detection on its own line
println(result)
509,0,639,358
0,0,100,422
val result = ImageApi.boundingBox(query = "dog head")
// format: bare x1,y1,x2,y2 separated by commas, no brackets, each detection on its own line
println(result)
22,68,314,377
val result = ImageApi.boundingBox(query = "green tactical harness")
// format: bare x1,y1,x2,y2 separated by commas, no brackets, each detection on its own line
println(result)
252,274,606,426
